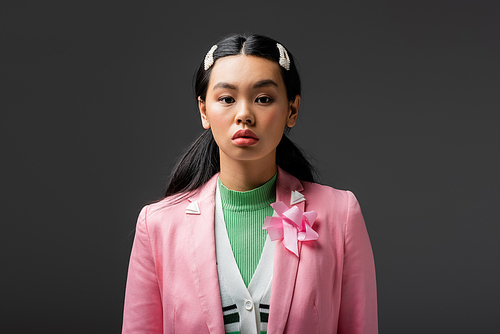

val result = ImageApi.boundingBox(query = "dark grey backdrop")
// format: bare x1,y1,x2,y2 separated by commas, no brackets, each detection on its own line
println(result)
2,0,499,333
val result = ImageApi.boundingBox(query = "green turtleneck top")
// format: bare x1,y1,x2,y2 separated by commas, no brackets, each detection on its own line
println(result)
218,174,276,287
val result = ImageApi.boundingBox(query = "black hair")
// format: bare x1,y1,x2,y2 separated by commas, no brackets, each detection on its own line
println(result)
164,33,315,197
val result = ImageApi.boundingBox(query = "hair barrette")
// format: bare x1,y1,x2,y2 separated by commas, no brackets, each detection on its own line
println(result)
276,43,290,71
204,45,218,70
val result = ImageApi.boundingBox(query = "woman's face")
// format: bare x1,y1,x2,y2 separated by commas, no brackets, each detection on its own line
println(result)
199,55,300,167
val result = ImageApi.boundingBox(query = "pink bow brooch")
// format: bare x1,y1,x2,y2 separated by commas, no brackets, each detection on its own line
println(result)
263,201,319,257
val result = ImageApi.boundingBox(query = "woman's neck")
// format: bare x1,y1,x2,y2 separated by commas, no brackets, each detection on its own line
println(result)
219,153,277,192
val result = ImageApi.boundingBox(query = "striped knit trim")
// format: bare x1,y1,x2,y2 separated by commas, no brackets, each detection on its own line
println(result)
221,305,268,334
222,303,240,333
259,303,270,323
259,303,270,333
222,304,239,324
218,174,277,211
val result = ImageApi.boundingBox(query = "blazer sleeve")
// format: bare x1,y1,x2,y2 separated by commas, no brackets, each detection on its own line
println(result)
337,191,378,334
122,206,163,334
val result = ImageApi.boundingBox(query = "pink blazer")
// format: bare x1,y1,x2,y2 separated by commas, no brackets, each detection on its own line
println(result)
122,168,377,333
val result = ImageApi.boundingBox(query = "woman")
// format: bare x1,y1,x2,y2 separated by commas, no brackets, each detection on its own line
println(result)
122,34,377,334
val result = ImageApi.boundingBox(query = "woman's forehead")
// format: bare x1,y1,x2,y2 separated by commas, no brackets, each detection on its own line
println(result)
209,55,284,88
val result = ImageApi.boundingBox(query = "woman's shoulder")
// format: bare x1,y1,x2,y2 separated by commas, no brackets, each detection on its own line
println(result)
301,180,356,204
299,180,364,225
135,192,195,227
300,181,365,237
136,174,218,228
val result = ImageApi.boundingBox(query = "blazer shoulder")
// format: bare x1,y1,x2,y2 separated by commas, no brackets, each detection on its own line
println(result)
135,175,218,231
301,181,364,223
136,194,192,229
301,181,354,204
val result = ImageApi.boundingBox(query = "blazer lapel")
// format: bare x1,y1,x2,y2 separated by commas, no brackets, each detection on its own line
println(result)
267,168,305,333
186,174,225,334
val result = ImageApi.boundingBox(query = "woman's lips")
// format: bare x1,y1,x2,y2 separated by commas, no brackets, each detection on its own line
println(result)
232,129,259,146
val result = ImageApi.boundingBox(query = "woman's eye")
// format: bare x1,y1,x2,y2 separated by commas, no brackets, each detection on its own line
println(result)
256,96,273,104
219,97,235,104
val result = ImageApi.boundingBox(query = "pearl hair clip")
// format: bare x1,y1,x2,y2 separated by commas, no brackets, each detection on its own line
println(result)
204,45,218,70
276,43,290,71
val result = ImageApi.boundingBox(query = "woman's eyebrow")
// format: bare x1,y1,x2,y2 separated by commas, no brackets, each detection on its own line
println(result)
212,79,278,91
253,79,278,88
212,82,237,90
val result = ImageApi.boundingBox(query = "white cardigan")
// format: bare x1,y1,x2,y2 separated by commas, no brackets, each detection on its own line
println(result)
214,182,274,333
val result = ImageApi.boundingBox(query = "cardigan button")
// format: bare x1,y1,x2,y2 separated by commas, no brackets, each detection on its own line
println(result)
244,300,253,311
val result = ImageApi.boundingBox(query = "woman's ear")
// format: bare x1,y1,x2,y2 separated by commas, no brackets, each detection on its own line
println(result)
198,97,211,129
286,95,300,128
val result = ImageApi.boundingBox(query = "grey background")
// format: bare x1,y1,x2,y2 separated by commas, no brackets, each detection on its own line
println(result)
2,0,499,333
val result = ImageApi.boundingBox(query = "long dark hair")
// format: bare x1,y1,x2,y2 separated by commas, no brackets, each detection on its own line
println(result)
164,33,315,197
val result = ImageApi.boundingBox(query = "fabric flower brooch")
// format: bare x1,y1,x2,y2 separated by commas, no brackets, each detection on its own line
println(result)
263,201,319,257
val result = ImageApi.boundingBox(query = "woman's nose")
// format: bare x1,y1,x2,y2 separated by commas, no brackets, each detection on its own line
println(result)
235,102,254,125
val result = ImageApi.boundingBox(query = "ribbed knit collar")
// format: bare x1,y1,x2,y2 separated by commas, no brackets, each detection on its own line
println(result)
218,174,277,212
